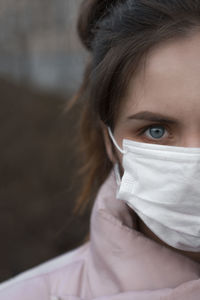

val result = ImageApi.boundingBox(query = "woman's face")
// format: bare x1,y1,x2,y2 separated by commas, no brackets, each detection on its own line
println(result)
115,31,200,150
103,30,200,262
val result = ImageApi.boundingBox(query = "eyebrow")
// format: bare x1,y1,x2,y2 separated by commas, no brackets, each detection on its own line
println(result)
127,111,178,124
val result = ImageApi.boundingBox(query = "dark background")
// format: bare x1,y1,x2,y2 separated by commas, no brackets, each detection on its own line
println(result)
0,0,90,282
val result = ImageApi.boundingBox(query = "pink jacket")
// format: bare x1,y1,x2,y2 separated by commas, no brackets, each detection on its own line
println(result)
0,171,200,300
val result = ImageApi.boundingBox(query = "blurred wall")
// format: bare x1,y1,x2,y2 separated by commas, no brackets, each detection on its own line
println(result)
0,0,87,95
0,0,90,282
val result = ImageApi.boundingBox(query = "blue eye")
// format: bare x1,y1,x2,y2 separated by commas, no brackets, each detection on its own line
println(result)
145,126,166,139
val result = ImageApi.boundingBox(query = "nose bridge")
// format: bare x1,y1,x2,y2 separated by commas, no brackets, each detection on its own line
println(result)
181,127,200,148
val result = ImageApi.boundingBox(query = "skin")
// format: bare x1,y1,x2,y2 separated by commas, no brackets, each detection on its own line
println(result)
102,30,200,263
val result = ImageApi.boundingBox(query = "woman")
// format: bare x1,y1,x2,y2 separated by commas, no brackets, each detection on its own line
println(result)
0,0,200,299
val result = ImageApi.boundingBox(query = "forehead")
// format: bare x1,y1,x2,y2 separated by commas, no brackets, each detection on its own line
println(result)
120,31,200,121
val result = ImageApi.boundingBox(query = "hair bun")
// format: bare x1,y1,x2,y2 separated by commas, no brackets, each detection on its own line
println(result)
77,0,118,51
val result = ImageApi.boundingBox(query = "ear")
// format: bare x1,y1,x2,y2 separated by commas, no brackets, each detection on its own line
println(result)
100,121,117,163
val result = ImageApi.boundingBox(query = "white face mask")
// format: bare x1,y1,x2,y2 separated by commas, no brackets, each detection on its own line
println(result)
108,127,200,252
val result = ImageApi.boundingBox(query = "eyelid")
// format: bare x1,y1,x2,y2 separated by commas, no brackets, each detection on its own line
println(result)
138,123,168,132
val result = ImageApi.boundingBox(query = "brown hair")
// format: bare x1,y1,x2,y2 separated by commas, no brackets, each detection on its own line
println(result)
71,0,200,215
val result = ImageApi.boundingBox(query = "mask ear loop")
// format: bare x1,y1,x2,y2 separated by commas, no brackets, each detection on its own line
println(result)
114,163,121,186
107,127,127,186
107,127,127,154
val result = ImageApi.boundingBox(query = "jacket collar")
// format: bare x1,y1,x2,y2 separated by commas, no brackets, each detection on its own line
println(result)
88,170,200,296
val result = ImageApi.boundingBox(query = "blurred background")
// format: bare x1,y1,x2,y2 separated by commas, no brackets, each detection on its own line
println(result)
0,0,90,282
